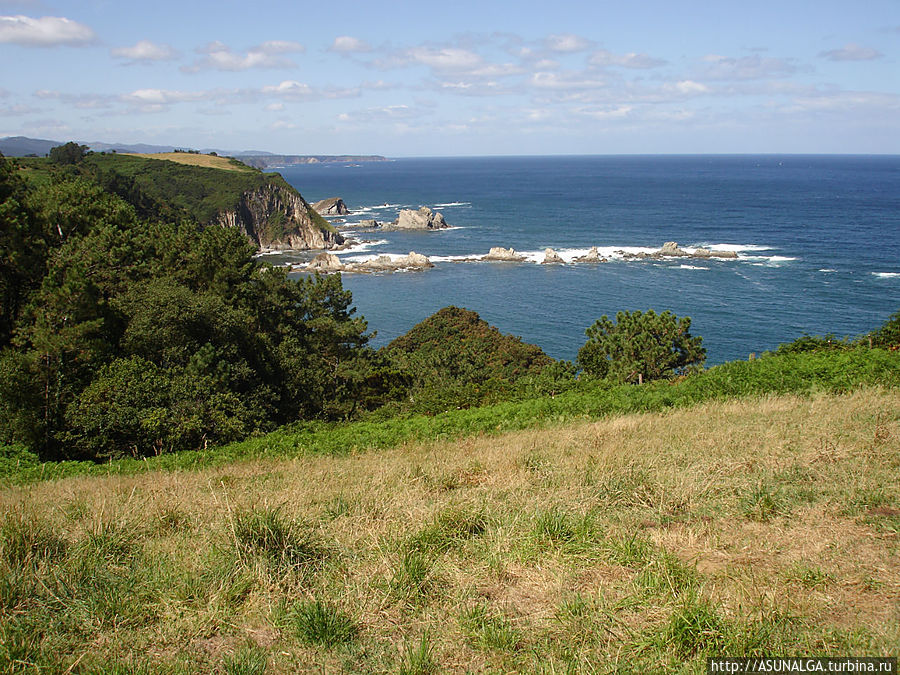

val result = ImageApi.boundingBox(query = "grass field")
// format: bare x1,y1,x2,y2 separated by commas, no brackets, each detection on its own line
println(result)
2,387,898,673
123,152,254,172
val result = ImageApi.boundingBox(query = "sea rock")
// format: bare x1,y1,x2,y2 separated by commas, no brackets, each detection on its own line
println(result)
659,241,689,257
389,207,449,230
709,249,738,259
574,246,607,263
311,197,349,216
482,247,526,262
307,252,344,272
356,219,380,228
355,251,434,272
542,248,565,264
692,247,713,258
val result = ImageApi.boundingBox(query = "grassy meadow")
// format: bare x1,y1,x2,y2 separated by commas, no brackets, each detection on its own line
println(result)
122,153,256,172
2,386,898,673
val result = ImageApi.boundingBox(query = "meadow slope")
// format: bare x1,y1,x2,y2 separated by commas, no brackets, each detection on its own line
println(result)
1,387,898,673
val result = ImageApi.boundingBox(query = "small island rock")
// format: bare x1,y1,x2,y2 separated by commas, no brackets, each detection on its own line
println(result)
391,207,449,230
541,248,565,264
307,252,344,272
311,197,349,216
482,247,526,262
574,246,607,263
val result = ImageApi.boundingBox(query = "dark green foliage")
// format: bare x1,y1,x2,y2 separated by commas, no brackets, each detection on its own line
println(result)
869,310,900,349
0,161,378,460
48,142,88,166
577,309,706,383
776,333,853,354
382,306,553,413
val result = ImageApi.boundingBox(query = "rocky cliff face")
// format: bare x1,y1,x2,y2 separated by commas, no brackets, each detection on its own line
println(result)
211,181,344,250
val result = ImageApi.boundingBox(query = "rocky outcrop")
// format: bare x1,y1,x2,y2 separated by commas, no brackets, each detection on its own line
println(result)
482,247,526,262
622,242,739,261
541,248,565,264
212,181,344,251
388,207,449,230
357,252,434,272
307,252,345,272
356,219,381,228
303,251,434,274
574,247,607,263
311,197,349,216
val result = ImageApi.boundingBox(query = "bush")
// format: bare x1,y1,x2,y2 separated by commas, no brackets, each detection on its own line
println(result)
577,309,705,383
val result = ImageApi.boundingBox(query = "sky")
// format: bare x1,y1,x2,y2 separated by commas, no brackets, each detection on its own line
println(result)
0,0,898,156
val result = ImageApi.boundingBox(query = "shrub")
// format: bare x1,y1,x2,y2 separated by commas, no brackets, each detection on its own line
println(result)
577,309,705,383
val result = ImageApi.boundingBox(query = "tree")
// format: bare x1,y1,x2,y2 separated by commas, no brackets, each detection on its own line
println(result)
577,309,705,383
48,142,89,165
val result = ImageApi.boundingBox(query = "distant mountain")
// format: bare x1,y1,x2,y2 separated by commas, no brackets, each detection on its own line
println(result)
0,136,60,157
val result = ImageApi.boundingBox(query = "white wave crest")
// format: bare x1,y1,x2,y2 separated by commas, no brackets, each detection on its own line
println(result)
873,272,900,279
334,239,389,256
706,243,773,252
433,201,471,208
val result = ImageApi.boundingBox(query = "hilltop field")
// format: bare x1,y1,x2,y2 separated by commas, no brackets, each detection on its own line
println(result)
1,386,898,673
121,152,256,173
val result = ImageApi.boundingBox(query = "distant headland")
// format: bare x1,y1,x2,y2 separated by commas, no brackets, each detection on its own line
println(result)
0,136,386,168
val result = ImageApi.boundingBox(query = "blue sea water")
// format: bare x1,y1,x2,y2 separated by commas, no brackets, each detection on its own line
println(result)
274,155,900,364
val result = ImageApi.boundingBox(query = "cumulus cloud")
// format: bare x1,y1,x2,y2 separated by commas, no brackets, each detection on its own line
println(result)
0,15,96,46
818,43,882,61
184,40,305,72
111,40,178,63
589,49,666,69
330,36,372,53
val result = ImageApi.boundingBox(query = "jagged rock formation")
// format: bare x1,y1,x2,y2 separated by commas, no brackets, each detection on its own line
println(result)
312,197,349,216
388,207,449,230
307,252,345,272
482,247,526,262
356,219,380,228
542,248,565,264
302,251,433,274
622,242,739,261
211,182,344,251
574,247,607,263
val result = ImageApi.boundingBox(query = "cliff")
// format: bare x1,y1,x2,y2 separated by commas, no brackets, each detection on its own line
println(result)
72,153,343,251
211,178,344,250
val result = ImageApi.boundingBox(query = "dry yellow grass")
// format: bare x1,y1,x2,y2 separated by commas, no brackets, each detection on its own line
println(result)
2,388,898,672
123,152,253,172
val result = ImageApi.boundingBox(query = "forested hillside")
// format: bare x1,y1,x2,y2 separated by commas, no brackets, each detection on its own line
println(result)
0,149,559,462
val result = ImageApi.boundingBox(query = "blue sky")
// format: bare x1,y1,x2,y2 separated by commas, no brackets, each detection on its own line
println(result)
1,0,898,155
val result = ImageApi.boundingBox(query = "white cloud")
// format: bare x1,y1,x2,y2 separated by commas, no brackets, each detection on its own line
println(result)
34,89,114,109
576,105,633,120
699,54,800,80
531,70,606,91
265,102,285,111
663,80,710,96
111,40,178,63
406,46,483,71
185,40,305,72
589,49,666,69
330,36,372,53
545,33,592,53
337,105,427,124
818,43,882,62
0,15,95,46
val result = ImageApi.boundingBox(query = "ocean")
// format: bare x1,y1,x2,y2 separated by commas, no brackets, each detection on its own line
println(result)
269,155,900,364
